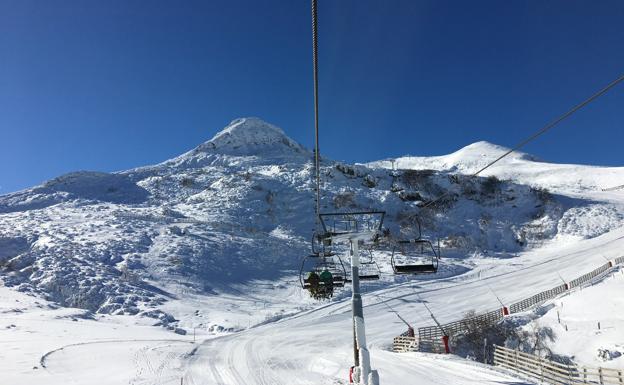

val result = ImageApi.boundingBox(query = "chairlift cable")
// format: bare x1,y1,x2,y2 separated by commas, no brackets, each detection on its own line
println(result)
603,184,624,192
311,0,322,220
421,73,624,210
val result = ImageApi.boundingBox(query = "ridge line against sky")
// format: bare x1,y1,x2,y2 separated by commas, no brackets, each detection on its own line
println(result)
1,0,623,193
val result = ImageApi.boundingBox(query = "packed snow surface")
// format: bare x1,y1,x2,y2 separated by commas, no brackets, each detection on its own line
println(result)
525,270,624,369
1,117,623,384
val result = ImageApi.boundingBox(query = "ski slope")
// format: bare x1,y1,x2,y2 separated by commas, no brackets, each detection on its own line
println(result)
24,224,623,384
19,225,622,384
177,225,624,384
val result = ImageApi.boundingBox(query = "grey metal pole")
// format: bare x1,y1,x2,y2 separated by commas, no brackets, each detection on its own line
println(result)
353,322,359,366
351,239,378,384
352,241,360,368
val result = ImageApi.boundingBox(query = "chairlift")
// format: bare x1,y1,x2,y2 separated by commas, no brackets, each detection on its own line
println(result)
391,239,440,274
356,245,381,281
299,253,347,299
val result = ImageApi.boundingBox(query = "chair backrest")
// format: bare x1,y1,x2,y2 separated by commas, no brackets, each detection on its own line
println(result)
318,211,385,243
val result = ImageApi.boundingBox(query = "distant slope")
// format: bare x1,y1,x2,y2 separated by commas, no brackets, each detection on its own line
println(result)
368,141,624,194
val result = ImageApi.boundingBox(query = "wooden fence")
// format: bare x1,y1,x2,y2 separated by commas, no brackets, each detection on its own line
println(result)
392,331,418,353
393,257,623,354
493,345,624,385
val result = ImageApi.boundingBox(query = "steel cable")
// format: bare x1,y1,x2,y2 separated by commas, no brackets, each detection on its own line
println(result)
421,73,624,210
312,0,321,219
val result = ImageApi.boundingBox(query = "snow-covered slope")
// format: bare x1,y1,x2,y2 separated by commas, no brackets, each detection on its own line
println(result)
2,117,624,384
369,141,539,174
368,141,624,196
520,269,624,369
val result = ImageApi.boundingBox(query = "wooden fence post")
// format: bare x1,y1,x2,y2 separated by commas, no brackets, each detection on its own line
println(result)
599,367,603,384
583,367,587,383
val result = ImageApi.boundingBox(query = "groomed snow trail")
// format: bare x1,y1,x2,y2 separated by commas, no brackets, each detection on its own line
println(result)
183,319,531,385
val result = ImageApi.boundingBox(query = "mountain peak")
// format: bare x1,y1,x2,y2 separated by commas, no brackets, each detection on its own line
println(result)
366,140,540,174
196,117,308,156
453,141,539,162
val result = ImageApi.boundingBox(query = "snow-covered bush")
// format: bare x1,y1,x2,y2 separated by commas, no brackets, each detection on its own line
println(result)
531,186,553,204
401,169,434,189
362,174,377,188
180,177,194,188
335,163,356,177
333,191,356,208
398,191,423,202
508,322,557,359
452,310,557,364
481,175,502,197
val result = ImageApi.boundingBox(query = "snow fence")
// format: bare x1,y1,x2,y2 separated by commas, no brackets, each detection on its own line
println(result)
493,344,624,385
393,257,624,354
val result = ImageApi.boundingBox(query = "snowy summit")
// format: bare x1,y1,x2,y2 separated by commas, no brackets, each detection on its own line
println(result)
191,117,308,156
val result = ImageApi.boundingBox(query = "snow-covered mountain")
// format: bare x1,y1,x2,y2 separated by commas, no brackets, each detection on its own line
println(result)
1,117,623,320
2,117,624,384
369,141,624,195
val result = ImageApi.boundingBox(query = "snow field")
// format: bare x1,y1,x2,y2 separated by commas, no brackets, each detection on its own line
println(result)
525,270,624,369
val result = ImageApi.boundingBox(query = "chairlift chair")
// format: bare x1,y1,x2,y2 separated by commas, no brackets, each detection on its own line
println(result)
300,255,347,288
318,258,347,287
318,211,386,243
301,211,386,299
391,239,439,274
356,246,381,281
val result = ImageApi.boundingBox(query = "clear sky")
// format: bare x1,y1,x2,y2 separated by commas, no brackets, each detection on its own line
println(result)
1,0,623,193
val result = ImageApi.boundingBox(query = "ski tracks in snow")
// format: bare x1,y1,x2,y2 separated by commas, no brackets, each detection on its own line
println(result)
184,331,286,385
131,343,182,385
41,339,194,385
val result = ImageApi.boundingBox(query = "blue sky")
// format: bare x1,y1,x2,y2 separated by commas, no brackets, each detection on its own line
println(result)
1,0,623,193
